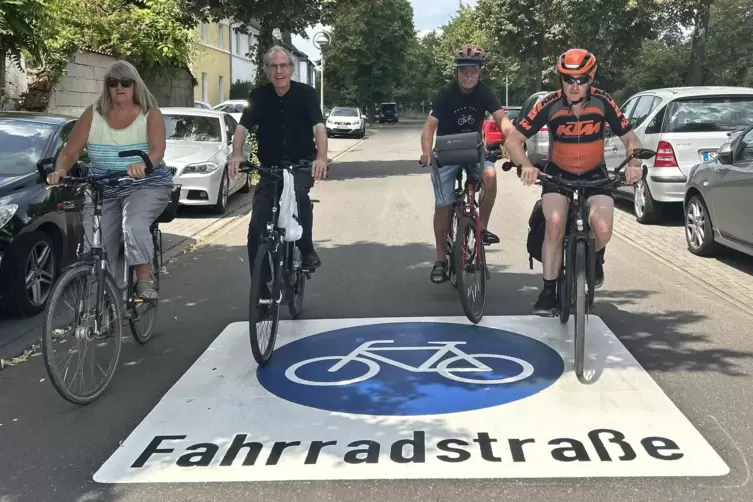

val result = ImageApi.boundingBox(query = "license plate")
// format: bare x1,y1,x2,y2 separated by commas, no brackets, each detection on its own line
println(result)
702,151,717,162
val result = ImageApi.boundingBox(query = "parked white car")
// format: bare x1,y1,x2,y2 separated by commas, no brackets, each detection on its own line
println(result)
161,108,252,214
604,86,753,223
211,100,247,122
325,106,366,138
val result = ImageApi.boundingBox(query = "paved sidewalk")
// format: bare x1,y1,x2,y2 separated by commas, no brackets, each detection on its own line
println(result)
613,202,753,316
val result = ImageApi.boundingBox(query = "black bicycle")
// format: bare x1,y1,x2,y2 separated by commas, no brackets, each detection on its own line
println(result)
37,150,179,404
237,159,315,366
521,148,656,382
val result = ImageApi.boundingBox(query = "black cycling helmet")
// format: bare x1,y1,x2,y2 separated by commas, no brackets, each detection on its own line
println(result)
455,44,485,67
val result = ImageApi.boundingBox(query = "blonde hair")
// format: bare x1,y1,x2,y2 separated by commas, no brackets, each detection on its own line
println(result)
96,60,159,116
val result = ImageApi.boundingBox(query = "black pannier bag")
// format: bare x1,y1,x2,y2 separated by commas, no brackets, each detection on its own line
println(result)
432,131,483,167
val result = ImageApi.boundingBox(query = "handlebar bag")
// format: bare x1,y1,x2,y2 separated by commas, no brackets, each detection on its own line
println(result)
433,131,483,167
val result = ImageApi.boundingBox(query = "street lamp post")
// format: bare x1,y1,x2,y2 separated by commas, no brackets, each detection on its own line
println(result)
312,30,331,112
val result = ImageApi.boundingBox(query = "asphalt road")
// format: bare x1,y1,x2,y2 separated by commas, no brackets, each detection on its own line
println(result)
1,120,752,501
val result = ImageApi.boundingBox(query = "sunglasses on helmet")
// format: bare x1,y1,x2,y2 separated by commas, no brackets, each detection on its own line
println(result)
562,75,590,85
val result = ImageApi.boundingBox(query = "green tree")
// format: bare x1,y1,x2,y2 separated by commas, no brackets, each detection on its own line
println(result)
0,0,46,97
321,0,414,119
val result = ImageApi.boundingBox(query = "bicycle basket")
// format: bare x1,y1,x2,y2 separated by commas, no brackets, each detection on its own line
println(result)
156,185,181,224
433,131,483,167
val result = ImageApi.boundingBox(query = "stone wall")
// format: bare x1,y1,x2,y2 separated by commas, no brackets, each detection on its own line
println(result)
1,51,197,116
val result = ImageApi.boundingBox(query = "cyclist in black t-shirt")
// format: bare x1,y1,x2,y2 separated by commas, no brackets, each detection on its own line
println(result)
228,46,328,299
420,44,516,284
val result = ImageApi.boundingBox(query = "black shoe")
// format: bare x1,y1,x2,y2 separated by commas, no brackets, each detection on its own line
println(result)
481,229,500,245
594,249,604,289
533,287,558,316
301,249,321,270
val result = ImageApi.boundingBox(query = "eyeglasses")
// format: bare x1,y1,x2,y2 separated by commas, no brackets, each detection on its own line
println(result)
562,75,590,85
267,63,291,70
106,78,134,88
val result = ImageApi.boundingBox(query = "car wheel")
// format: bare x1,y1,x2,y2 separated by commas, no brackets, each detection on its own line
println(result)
634,180,662,224
685,194,720,257
11,231,57,317
211,171,229,214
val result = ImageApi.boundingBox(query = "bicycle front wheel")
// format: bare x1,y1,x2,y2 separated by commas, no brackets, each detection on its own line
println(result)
454,216,486,323
249,242,281,366
42,262,123,405
287,245,306,319
574,240,587,378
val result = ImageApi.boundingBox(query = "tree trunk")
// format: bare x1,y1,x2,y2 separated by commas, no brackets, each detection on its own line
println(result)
687,0,713,86
254,25,275,87
0,53,6,109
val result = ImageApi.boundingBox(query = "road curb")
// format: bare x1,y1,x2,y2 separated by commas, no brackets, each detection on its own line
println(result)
613,228,753,318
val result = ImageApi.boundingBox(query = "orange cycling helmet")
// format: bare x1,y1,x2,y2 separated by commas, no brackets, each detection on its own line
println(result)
455,44,485,67
557,49,597,79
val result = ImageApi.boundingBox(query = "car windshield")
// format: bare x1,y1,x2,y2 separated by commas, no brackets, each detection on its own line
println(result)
381,103,396,112
0,120,57,175
666,97,753,133
164,115,222,142
331,108,358,117
506,109,521,119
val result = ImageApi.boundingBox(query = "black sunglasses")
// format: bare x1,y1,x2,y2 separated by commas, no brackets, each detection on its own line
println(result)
562,75,590,85
106,77,134,88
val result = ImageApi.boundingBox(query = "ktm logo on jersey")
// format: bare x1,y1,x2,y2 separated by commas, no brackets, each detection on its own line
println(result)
518,118,532,130
556,120,601,136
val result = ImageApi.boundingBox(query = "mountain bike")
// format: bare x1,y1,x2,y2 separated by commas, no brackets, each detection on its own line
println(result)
36,150,179,404
522,148,656,383
237,159,315,366
422,132,514,324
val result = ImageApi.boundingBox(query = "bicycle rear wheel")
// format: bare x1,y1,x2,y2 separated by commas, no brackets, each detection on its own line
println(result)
249,242,281,366
574,240,587,378
287,245,306,319
454,215,486,323
42,262,123,405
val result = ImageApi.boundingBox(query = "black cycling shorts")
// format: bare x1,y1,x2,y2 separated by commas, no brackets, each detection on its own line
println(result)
540,162,614,200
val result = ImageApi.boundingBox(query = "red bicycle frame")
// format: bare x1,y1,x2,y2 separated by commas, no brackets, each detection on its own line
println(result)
453,168,484,271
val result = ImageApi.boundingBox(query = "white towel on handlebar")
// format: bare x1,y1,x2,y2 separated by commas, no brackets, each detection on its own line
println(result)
278,169,302,242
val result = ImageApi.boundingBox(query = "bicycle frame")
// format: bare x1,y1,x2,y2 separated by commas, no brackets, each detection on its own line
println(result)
561,186,598,309
450,163,485,269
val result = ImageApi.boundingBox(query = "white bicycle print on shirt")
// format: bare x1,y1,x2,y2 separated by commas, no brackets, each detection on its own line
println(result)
457,115,475,126
284,340,535,386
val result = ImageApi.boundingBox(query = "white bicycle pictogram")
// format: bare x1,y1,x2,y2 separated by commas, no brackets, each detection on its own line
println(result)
284,340,534,386
457,115,475,126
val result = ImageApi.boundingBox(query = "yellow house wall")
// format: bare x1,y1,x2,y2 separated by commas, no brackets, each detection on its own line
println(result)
190,22,231,106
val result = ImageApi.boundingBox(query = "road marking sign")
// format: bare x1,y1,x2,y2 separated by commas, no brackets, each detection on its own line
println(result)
93,316,729,483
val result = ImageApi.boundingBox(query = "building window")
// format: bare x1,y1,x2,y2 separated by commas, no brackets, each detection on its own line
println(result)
219,76,225,102
235,32,240,54
201,73,207,102
218,25,225,49
201,23,207,42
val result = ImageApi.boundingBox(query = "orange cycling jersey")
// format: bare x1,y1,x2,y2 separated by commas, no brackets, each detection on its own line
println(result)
515,88,632,174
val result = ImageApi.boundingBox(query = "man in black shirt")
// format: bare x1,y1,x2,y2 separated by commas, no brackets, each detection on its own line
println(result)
420,44,515,284
228,46,328,292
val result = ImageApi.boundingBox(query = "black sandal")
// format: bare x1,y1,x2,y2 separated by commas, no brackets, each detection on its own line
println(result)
430,261,448,284
481,229,500,245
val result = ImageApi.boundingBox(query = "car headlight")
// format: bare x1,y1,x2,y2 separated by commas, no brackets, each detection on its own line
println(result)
0,204,19,229
183,162,219,174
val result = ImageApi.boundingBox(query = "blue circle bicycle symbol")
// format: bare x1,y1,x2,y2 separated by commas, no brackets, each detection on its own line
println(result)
257,322,564,416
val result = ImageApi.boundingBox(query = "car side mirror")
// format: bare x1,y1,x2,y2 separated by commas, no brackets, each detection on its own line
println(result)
717,142,733,165
324,112,330,118
361,114,367,121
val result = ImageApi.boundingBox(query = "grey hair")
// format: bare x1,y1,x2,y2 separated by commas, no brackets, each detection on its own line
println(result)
263,45,295,67
96,60,158,116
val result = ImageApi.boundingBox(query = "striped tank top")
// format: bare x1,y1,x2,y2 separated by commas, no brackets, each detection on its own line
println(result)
87,109,174,199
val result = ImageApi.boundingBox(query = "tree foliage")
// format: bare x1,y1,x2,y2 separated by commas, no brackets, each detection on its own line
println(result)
320,0,414,117
0,0,47,94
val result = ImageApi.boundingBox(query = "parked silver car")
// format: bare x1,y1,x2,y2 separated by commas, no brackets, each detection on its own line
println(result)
517,91,550,167
684,123,753,257
604,86,753,224
161,108,252,214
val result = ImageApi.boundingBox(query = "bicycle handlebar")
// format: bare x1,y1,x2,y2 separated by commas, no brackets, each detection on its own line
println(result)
235,159,313,175
36,149,154,187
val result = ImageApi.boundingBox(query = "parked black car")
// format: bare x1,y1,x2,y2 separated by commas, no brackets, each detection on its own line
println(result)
0,112,87,316
378,102,398,124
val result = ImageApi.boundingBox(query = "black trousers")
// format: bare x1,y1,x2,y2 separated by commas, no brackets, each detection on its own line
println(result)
247,172,314,285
